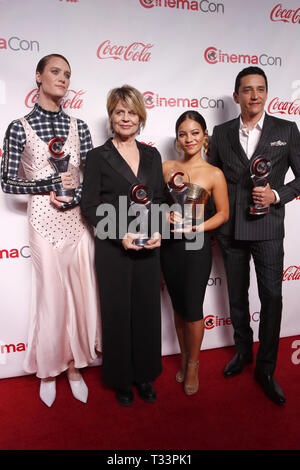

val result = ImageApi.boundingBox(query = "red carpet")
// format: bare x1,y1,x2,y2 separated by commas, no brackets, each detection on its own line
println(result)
0,336,299,452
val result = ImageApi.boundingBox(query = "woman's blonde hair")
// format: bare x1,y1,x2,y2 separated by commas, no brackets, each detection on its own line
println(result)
106,85,147,133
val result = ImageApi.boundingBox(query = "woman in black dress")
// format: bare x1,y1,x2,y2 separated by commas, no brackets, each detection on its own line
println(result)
81,85,164,406
161,111,229,395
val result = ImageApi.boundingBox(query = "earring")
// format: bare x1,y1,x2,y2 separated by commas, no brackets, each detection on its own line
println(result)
203,135,209,156
176,141,182,156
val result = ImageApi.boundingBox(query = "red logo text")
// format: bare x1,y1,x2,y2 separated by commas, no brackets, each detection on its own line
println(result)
97,40,153,62
268,97,300,116
0,246,30,260
25,89,85,109
139,0,224,14
204,315,231,329
143,91,224,110
0,343,26,354
0,36,39,52
270,3,300,23
204,46,282,67
282,266,300,281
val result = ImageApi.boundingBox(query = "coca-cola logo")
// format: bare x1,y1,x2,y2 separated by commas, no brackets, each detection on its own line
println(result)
270,3,300,23
204,46,282,67
25,89,85,109
282,266,300,281
96,40,153,62
268,97,300,116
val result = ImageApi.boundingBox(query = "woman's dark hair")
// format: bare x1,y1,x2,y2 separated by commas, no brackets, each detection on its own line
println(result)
36,54,71,87
175,110,207,138
234,66,268,94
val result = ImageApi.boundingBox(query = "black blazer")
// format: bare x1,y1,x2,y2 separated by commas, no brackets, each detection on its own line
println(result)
210,113,300,240
80,138,164,240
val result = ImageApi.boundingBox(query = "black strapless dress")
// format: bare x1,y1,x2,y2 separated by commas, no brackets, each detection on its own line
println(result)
161,186,212,322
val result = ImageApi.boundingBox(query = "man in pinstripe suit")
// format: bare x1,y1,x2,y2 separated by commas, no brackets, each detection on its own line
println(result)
210,66,300,405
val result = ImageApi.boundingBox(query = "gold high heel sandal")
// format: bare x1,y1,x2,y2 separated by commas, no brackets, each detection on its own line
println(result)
175,352,189,383
184,360,199,396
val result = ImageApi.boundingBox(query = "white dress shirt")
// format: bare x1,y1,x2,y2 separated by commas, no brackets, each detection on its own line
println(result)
239,112,279,203
239,112,265,159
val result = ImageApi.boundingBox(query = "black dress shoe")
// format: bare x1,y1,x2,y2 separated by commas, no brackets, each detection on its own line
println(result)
135,382,157,403
254,371,286,405
115,387,134,407
223,353,253,377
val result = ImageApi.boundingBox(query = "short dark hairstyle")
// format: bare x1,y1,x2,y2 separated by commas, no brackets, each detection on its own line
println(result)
36,54,71,87
175,110,207,138
234,66,268,94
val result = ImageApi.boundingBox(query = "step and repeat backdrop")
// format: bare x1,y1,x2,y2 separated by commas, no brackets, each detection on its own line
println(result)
1,0,300,378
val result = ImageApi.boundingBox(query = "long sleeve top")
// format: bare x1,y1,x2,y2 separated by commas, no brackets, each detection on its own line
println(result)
1,104,92,209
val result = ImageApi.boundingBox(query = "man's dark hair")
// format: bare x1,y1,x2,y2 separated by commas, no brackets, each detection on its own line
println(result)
234,67,268,94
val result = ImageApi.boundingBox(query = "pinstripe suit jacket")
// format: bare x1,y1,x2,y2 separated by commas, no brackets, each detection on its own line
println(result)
210,113,300,241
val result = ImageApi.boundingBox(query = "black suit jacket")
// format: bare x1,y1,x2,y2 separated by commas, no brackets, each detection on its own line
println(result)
80,138,164,240
210,113,300,240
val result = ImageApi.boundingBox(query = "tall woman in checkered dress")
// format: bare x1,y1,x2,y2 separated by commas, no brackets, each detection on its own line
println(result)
1,54,101,407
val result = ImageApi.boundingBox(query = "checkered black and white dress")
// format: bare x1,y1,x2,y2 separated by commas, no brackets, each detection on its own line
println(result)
1,104,102,378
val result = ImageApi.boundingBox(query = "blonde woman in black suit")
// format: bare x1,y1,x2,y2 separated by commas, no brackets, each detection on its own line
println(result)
81,85,164,407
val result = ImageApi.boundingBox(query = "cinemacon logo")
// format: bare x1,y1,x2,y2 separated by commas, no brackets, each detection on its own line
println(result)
97,40,153,62
0,36,39,51
204,46,282,67
204,315,231,329
270,3,300,23
204,312,260,330
139,0,224,13
143,91,224,110
25,89,85,109
0,343,26,354
0,246,30,260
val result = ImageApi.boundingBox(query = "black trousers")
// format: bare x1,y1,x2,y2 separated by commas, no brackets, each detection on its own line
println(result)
95,238,162,389
217,234,284,375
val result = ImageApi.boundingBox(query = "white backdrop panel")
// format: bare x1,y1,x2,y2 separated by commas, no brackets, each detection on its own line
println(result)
0,0,299,378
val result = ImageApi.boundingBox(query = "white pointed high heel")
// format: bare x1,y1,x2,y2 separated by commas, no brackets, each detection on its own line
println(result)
40,379,56,407
68,376,88,403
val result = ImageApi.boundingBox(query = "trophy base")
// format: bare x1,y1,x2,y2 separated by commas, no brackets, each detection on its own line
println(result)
249,205,270,216
56,188,75,198
173,222,184,231
134,237,149,247
173,220,193,231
